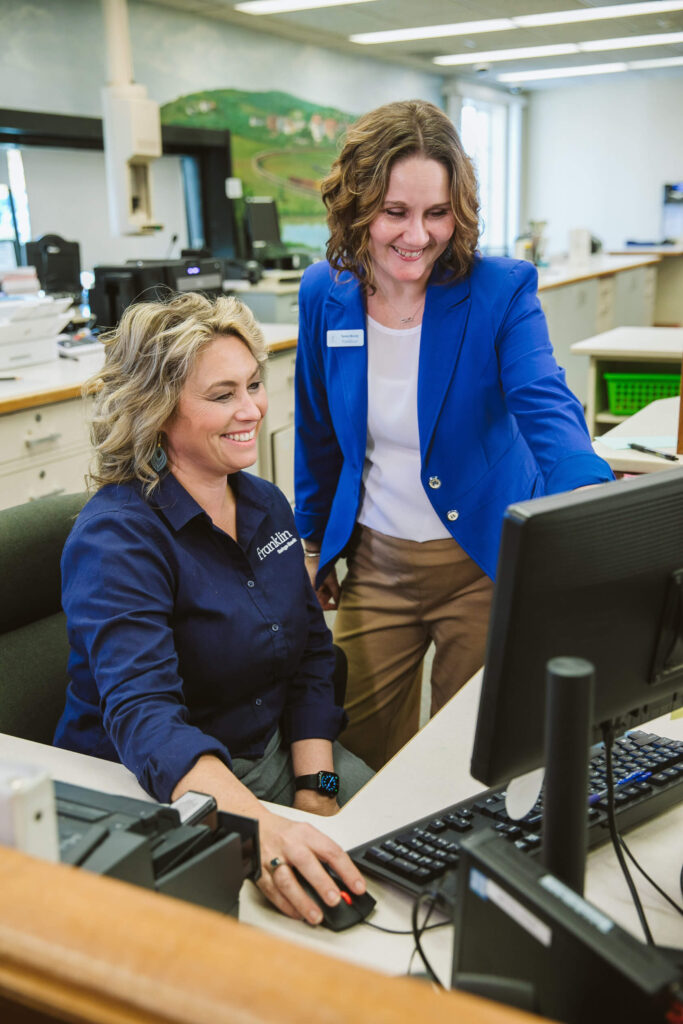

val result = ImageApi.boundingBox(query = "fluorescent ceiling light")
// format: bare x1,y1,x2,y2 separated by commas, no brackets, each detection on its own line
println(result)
581,31,683,51
629,55,683,67
435,44,577,67
436,31,683,66
237,0,375,14
351,20,514,44
351,2,683,46
515,1,683,27
499,63,628,82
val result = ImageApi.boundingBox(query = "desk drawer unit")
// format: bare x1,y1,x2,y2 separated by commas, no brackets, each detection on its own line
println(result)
0,398,90,510
0,449,89,507
260,349,296,487
0,399,89,464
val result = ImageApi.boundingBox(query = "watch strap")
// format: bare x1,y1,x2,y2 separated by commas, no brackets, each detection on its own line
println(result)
294,771,340,796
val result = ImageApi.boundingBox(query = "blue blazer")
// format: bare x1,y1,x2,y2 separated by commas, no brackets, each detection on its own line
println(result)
294,256,613,583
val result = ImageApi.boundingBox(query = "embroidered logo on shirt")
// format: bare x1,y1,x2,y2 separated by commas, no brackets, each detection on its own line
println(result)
256,530,296,560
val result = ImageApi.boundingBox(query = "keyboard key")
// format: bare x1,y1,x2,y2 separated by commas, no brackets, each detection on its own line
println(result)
391,857,420,878
366,846,394,865
383,840,409,855
445,814,473,833
427,818,447,833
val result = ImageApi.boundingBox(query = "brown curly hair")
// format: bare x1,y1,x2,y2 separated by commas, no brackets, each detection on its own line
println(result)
321,100,480,292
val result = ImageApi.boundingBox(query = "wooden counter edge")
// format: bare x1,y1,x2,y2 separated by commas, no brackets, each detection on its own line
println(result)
0,384,86,416
267,338,297,354
0,845,548,1024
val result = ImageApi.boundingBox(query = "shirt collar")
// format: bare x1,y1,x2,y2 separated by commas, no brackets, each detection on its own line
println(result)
151,470,271,541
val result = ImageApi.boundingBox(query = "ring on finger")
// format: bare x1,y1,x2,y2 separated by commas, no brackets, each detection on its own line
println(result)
268,856,287,873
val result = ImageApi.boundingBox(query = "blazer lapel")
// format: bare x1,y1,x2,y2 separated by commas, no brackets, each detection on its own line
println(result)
325,274,368,464
418,272,471,456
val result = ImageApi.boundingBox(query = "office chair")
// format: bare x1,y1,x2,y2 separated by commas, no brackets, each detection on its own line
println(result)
0,492,86,743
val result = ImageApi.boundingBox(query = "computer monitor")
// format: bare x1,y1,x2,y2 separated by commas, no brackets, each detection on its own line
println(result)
243,196,281,255
89,258,224,330
471,470,683,790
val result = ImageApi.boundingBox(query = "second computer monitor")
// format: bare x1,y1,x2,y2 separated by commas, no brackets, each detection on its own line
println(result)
471,469,683,789
244,196,281,257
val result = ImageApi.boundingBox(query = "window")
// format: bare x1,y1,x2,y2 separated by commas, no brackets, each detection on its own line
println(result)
444,85,524,258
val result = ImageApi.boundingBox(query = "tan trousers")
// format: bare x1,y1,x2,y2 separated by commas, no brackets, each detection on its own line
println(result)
334,525,494,771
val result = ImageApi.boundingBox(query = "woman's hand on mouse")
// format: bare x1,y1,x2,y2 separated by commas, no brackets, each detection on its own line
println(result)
257,809,365,925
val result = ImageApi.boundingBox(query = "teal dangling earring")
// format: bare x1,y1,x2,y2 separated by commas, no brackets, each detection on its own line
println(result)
151,433,167,474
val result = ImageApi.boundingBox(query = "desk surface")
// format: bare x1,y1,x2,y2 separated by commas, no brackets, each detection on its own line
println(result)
571,325,683,359
593,396,683,473
2,672,681,981
610,246,683,257
536,253,660,292
0,323,297,415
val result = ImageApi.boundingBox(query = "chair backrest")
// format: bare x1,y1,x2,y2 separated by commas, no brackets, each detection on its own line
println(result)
0,492,86,743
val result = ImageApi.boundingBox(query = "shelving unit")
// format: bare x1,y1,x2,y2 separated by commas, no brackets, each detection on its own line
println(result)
570,326,683,436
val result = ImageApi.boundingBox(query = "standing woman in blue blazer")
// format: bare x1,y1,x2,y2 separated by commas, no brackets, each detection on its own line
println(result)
294,100,613,771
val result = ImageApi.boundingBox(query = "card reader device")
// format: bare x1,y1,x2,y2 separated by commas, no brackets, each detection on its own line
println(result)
55,781,260,918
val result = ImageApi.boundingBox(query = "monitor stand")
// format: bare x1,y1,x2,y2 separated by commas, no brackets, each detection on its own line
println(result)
541,656,594,895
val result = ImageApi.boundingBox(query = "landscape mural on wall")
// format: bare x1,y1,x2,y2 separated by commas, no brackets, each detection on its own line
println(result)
161,88,356,252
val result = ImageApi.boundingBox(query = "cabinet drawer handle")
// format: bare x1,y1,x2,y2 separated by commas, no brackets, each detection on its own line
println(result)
24,432,62,449
32,488,66,500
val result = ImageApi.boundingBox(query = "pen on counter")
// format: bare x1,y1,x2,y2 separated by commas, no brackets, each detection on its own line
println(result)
0,375,21,381
627,442,679,463
588,769,652,807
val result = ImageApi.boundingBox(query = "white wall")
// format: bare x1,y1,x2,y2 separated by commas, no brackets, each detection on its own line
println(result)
524,74,683,257
21,148,188,271
0,0,442,118
0,0,443,270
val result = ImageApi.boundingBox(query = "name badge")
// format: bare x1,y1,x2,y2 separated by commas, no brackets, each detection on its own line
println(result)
327,329,364,348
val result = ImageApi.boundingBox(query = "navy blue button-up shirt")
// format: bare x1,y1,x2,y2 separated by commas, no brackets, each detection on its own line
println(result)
54,471,345,802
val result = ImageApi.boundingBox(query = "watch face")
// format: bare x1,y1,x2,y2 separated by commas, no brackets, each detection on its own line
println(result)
319,771,340,796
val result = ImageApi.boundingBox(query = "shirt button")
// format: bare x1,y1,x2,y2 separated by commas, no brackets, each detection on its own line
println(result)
447,509,459,521
255,698,262,706
429,476,442,489
271,623,279,632
247,579,255,588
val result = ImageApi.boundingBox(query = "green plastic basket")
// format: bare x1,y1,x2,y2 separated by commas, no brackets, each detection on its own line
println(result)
603,372,680,417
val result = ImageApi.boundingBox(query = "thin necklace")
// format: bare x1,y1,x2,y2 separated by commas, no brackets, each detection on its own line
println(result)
375,286,425,325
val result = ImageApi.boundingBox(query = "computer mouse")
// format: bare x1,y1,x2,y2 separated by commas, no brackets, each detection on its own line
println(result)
293,866,376,931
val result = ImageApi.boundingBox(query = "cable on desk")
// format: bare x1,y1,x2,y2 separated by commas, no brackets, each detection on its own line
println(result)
602,723,655,946
362,918,450,936
618,835,683,917
410,890,445,989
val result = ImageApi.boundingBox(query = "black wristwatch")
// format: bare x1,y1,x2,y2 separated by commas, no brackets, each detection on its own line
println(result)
295,771,340,797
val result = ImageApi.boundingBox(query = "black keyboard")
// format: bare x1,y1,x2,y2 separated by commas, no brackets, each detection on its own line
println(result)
349,730,683,907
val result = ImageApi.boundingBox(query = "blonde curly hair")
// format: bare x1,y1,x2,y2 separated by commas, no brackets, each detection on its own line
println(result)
322,100,480,292
85,292,267,494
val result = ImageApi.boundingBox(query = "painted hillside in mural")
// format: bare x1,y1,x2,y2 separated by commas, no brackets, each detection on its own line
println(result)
161,89,356,251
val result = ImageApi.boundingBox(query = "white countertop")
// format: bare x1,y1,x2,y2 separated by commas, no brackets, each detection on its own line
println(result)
571,325,683,359
2,671,681,977
537,253,660,291
609,246,683,257
593,396,683,473
0,323,297,414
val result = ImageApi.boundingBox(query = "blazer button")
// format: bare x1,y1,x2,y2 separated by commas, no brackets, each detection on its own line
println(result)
428,476,442,489
447,510,459,521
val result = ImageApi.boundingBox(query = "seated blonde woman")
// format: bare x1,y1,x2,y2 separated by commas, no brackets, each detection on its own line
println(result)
54,292,373,924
